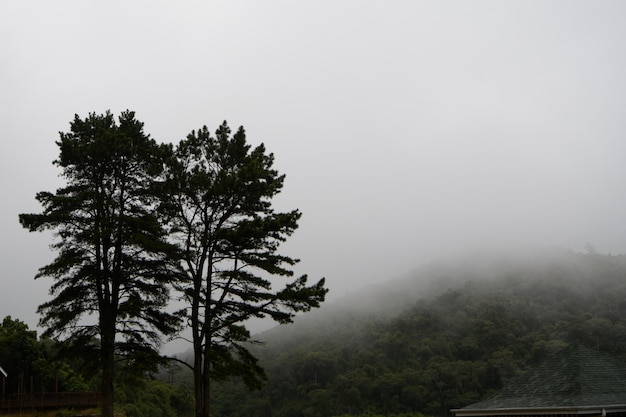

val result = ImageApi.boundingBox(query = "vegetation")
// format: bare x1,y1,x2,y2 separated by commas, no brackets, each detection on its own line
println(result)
200,250,626,417
5,250,626,416
0,316,87,394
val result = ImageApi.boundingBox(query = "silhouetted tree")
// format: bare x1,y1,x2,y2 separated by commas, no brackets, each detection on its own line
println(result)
161,122,327,417
20,111,180,417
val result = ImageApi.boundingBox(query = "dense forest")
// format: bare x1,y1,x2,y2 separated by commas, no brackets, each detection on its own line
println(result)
4,249,626,417
204,249,626,417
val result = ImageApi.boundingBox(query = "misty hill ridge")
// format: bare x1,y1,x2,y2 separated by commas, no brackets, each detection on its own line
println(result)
206,249,626,417
257,247,615,344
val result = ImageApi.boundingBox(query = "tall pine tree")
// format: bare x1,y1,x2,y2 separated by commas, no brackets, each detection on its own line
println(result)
162,122,327,417
20,111,180,417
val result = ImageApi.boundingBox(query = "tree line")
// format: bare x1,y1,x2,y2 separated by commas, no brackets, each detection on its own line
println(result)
18,110,327,417
0,314,193,417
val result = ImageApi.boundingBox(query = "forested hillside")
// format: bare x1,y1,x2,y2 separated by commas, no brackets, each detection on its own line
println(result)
4,249,626,417
200,249,626,417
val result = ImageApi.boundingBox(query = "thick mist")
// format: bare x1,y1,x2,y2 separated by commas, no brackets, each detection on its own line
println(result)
2,2,626,344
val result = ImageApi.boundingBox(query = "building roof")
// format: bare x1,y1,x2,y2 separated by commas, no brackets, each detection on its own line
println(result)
453,345,626,416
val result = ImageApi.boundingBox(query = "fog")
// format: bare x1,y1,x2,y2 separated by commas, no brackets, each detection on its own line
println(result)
2,2,626,340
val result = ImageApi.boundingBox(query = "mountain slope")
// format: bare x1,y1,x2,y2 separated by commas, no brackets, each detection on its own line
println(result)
209,250,626,417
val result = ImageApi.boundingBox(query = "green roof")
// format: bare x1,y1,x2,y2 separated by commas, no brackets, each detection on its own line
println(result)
455,345,626,414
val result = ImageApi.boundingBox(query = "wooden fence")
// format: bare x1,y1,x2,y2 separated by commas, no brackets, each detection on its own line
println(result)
0,391,101,413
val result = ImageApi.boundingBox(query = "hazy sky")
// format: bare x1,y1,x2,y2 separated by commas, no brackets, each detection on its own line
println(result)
2,1,626,334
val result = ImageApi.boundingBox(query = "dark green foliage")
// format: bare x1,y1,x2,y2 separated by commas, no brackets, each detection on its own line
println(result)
205,251,626,417
162,122,327,417
116,377,193,417
0,316,87,394
0,316,40,393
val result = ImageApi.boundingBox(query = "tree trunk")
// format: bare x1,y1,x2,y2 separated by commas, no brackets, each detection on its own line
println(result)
193,341,205,417
202,347,211,417
101,319,116,417
192,329,212,417
192,284,206,417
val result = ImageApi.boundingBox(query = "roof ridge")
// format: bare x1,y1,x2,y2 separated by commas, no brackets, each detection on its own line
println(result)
458,344,626,411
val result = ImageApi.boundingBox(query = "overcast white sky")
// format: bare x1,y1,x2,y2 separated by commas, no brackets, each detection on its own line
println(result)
2,1,626,335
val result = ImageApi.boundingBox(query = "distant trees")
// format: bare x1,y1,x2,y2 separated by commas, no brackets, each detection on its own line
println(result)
20,112,326,417
0,316,87,395
162,122,327,417
203,253,626,417
20,111,181,417
0,316,40,394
